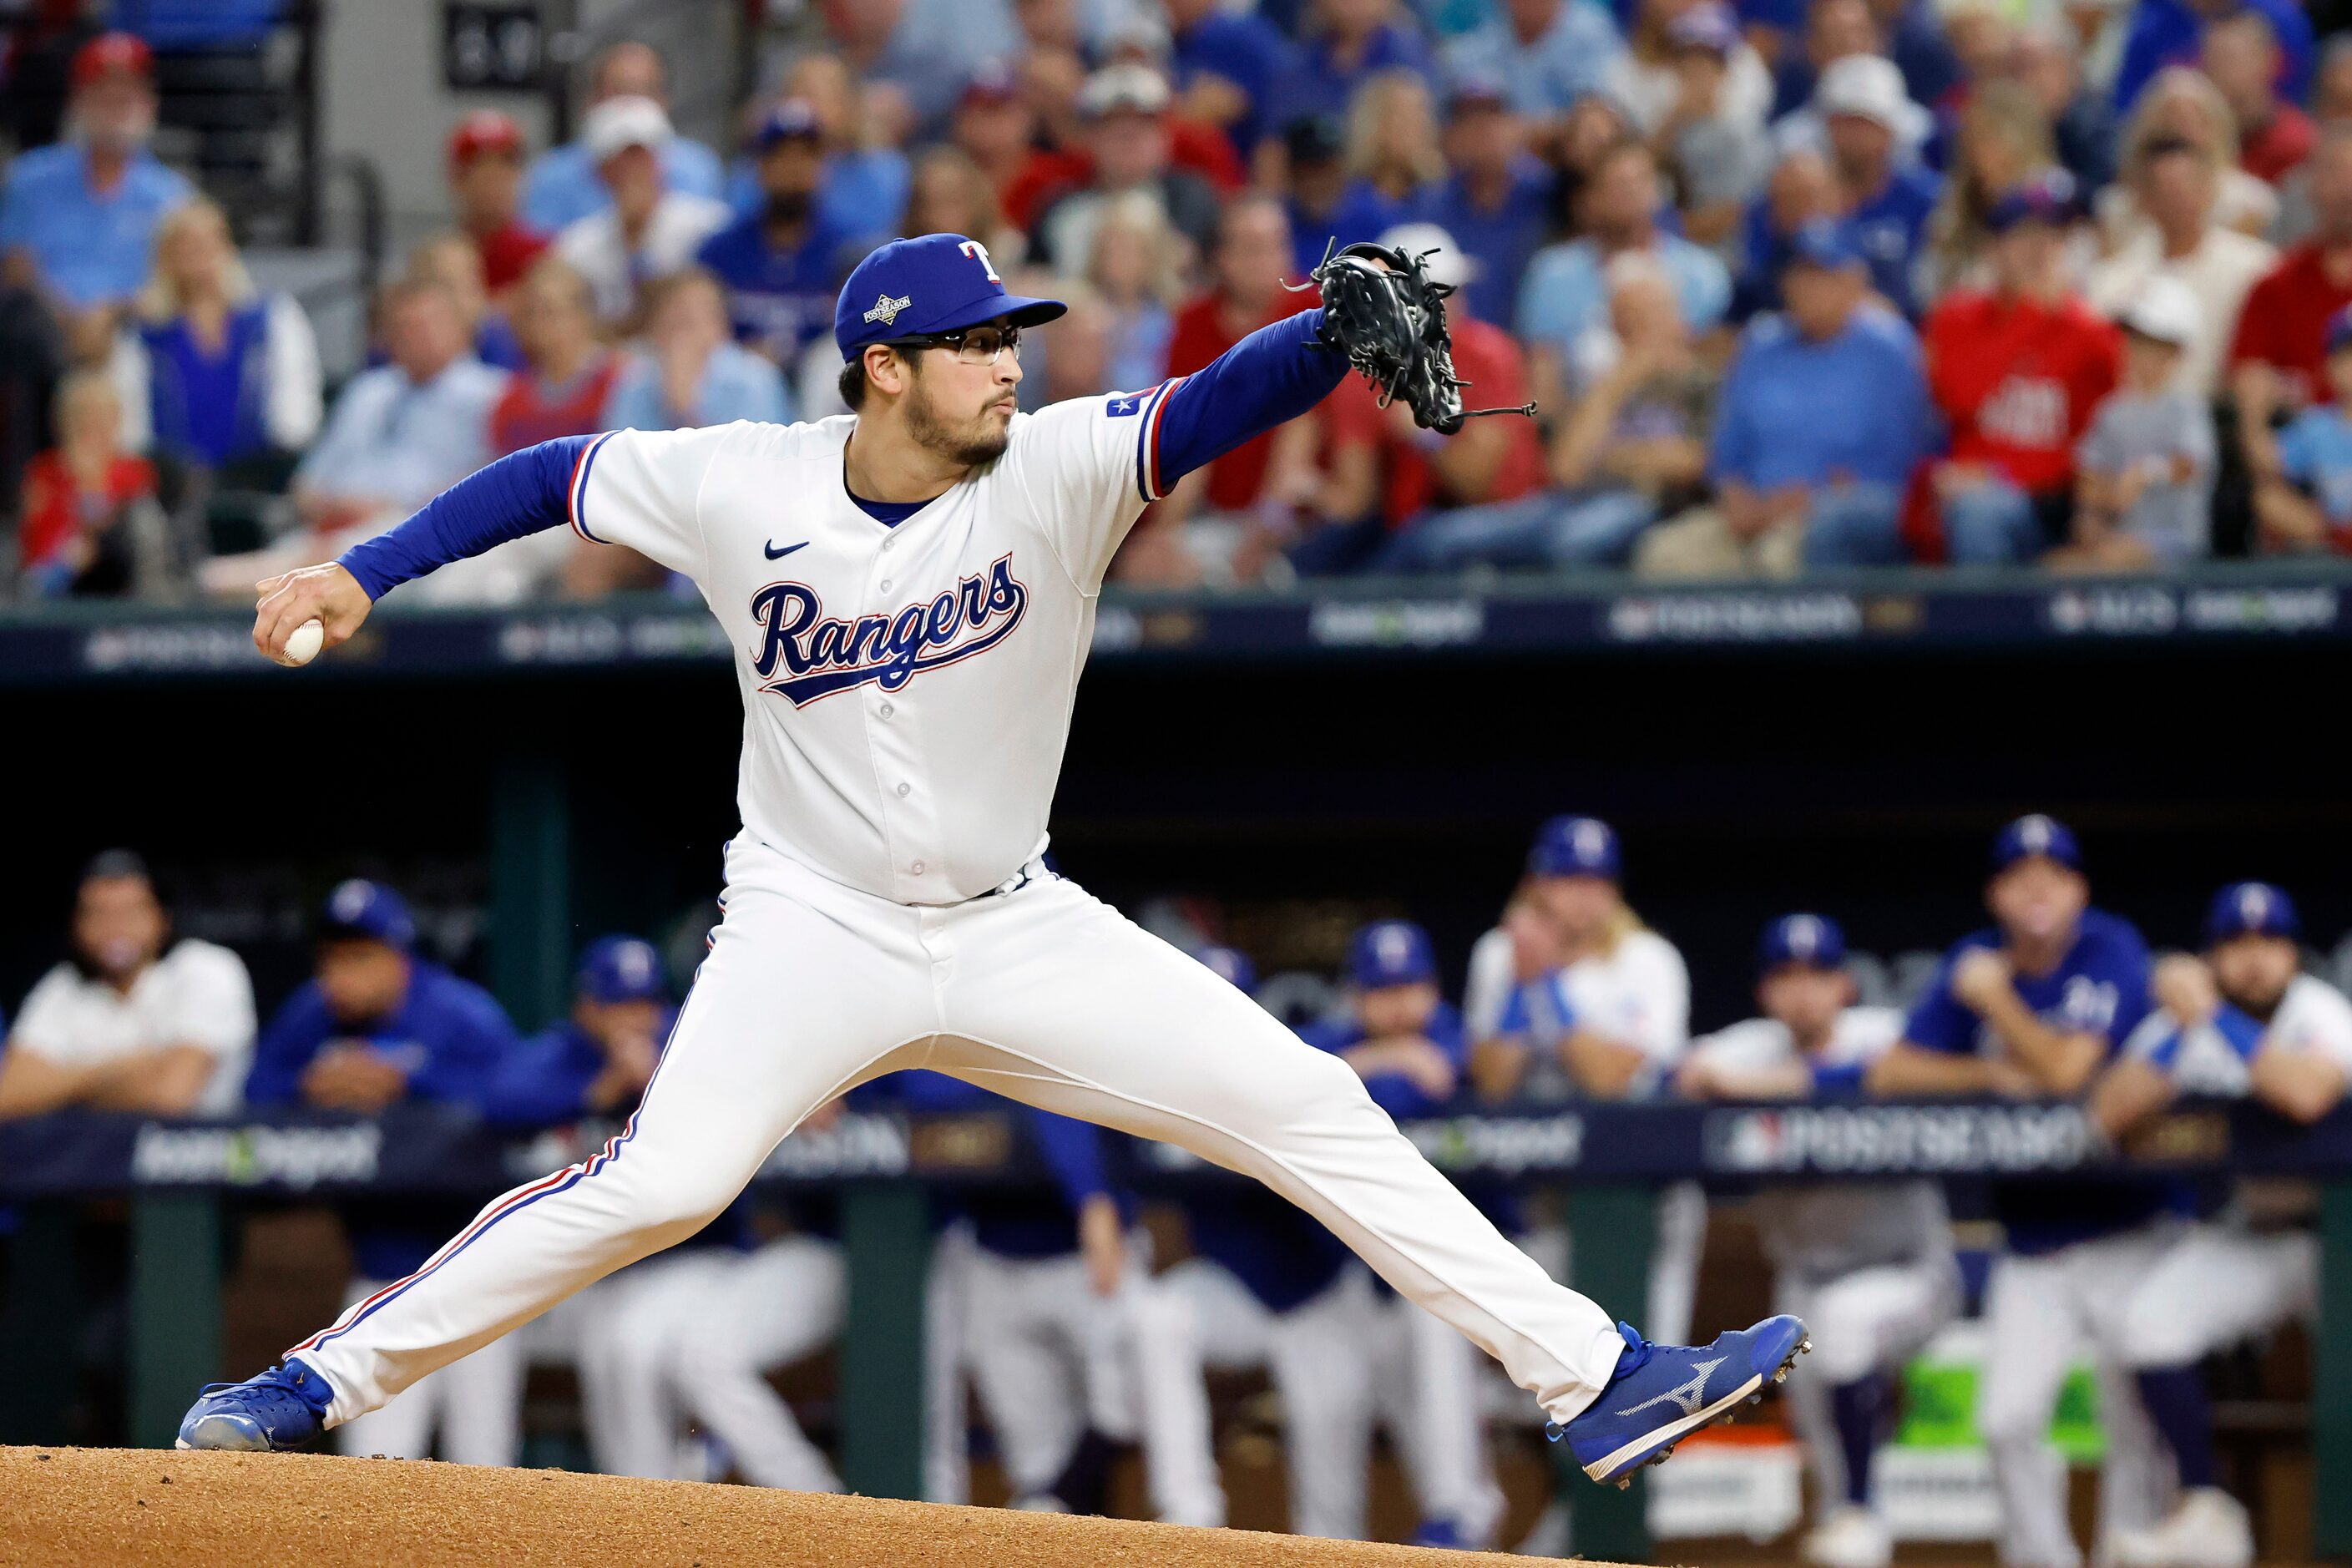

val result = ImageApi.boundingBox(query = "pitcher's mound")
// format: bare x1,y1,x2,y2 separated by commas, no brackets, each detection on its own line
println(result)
0,1446,1584,1566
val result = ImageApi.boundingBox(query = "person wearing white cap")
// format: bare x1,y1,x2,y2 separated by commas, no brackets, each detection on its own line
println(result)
1772,38,1934,164
2051,276,2217,568
552,95,733,328
1805,53,1943,316
1034,64,1221,274
520,41,729,233
2085,134,2275,397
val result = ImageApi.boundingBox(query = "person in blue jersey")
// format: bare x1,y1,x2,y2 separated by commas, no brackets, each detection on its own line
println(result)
1680,916,1958,1568
695,101,863,370
2093,884,2352,1568
1867,816,2173,1568
1304,923,1507,1549
244,879,524,1467
519,42,728,235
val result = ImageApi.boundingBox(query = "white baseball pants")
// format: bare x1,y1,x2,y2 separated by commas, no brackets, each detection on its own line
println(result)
2118,1223,2315,1369
573,1236,846,1491
290,840,1625,1437
330,1278,522,1465
1978,1228,2178,1568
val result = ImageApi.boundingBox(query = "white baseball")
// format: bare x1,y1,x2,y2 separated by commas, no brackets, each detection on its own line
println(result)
280,620,326,668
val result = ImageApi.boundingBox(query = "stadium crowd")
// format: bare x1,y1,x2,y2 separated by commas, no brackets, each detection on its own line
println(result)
15,0,2352,595
1,812,2341,1565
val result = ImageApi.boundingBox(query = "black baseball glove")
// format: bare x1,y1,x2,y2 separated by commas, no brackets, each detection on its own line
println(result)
1310,240,1535,436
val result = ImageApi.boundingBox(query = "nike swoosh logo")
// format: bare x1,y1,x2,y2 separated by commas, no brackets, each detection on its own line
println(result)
765,540,808,559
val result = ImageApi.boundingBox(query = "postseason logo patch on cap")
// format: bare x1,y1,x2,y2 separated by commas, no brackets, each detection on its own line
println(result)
862,292,913,328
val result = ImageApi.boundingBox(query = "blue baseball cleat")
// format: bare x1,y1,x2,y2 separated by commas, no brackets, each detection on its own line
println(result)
1553,1315,1810,1486
175,1358,335,1451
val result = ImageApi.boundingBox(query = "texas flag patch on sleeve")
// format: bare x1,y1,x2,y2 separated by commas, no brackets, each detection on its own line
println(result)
1104,390,1148,417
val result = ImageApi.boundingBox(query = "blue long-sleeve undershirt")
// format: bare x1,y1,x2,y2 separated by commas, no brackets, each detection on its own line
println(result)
335,308,1347,600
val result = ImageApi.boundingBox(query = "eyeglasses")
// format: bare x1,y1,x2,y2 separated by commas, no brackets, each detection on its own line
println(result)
883,323,1024,366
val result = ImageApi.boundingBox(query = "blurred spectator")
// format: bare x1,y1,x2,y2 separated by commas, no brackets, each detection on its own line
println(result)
1029,284,1117,412
1924,173,2119,564
115,198,321,473
1281,115,1384,278
555,97,732,331
1732,145,1844,317
608,270,792,432
953,63,1044,222
1383,253,1707,569
1638,221,1927,574
0,849,253,1119
1651,6,1775,261
1818,54,1942,315
522,41,728,233
2229,130,2352,483
2202,8,2314,185
1419,79,1555,326
407,231,523,373
446,110,548,297
2086,134,2275,394
1166,0,1300,159
1517,139,1731,410
697,101,858,369
1773,42,1932,168
1034,66,1222,271
245,879,524,1466
1440,0,1624,126
0,33,190,336
0,274,68,529
488,257,620,457
1144,197,1321,584
2113,0,2311,114
1085,193,1181,393
1923,79,2056,298
1301,224,1544,570
821,0,1024,127
2011,23,2117,196
2054,278,2215,567
1871,0,1965,108
745,53,914,242
2098,68,2279,250
1608,0,1773,139
1337,70,1446,229
281,278,500,549
1268,0,1439,135
17,367,165,598
903,147,1023,272
1550,91,1645,225
2268,38,2352,245
2254,302,2352,552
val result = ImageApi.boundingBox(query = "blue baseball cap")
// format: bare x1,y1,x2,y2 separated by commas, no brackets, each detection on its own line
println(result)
1991,813,2082,873
1759,913,1847,974
752,98,823,150
320,878,415,950
2204,882,2300,945
1784,218,1864,272
1985,169,2079,233
1196,943,1258,996
576,935,668,1004
1528,815,1621,880
1348,920,1439,989
833,233,1067,359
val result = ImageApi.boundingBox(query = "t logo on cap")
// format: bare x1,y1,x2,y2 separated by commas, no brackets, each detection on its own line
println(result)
834,233,1068,360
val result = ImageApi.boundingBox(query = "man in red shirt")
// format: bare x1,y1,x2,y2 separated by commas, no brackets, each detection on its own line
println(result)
2203,11,2314,186
1311,225,1545,572
1135,195,1320,582
2231,128,2352,482
488,257,620,455
1922,172,2118,562
447,111,547,297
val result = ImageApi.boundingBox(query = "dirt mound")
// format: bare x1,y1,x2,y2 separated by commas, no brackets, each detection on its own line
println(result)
0,1446,1581,1566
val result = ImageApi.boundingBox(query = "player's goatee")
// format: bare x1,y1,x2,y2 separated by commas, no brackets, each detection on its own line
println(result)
906,379,1012,467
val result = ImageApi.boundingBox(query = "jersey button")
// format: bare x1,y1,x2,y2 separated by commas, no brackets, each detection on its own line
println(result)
880,579,892,591
910,861,925,874
897,782,910,797
881,539,895,552
879,701,893,718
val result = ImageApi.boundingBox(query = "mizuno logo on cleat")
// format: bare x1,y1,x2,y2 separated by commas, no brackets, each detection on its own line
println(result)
1616,1357,1726,1419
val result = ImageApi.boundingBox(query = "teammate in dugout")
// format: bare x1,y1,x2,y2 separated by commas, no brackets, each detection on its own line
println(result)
184,231,1806,1488
1868,816,2174,1568
1678,915,1960,1568
2092,883,2352,1568
243,880,525,1466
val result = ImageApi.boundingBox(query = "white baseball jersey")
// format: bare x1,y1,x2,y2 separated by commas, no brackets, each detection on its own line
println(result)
9,938,256,1115
2121,974,2352,1095
1692,1006,1953,1277
565,395,1173,905
1464,924,1690,1097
